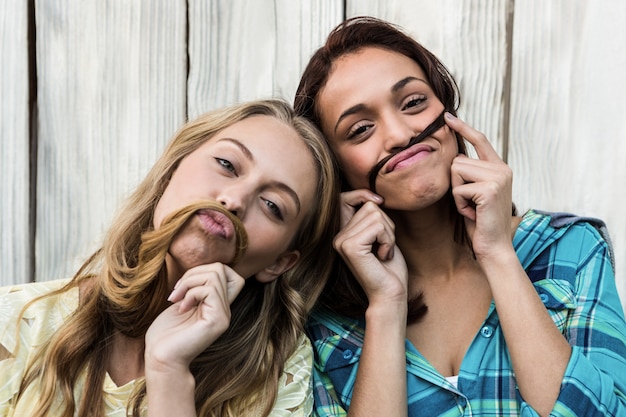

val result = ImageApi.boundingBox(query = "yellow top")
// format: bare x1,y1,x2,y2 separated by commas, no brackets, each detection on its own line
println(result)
0,279,313,416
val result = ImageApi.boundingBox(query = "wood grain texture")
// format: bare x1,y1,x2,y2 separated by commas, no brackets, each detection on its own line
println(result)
186,0,344,119
508,0,626,301
34,0,188,281
0,0,30,286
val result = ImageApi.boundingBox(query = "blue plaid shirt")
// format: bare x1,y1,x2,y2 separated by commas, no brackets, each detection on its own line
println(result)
306,210,626,416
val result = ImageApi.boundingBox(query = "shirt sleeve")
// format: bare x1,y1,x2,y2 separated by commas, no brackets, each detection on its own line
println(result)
533,223,626,416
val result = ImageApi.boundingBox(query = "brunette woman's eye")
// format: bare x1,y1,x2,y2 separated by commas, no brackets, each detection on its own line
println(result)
216,158,236,174
402,95,426,111
347,122,373,139
262,198,283,220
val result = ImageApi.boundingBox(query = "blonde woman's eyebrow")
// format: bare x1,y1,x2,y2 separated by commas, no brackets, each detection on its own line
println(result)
264,181,302,215
217,138,255,162
216,137,301,215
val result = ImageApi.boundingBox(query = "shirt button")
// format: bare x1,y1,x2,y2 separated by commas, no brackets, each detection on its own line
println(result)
539,293,549,303
480,326,493,338
343,349,354,360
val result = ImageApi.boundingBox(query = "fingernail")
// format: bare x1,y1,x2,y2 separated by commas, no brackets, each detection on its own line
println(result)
372,194,384,203
445,112,456,120
387,247,394,261
167,291,174,302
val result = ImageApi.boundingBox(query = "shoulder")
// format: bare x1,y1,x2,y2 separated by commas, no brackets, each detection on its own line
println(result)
0,279,77,355
515,209,613,274
516,210,616,313
271,335,314,416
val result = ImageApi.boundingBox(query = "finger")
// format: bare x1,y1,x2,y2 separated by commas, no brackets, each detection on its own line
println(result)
223,267,245,304
444,112,501,162
338,190,383,228
168,263,232,303
342,189,384,207
335,202,396,261
177,282,228,314
452,155,509,184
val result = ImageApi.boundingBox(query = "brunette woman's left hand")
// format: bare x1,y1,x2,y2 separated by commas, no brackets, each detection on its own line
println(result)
445,112,514,258
145,263,245,373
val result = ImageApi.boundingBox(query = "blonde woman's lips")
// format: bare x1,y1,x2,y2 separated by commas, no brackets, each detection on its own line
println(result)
197,209,235,240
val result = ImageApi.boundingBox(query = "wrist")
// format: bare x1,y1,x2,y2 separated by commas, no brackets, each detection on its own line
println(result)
365,299,408,325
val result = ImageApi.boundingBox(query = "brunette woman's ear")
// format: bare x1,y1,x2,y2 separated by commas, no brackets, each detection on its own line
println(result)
255,250,301,283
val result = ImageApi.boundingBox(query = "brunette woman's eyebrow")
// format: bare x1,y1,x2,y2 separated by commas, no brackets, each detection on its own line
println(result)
391,76,428,92
334,103,366,133
216,138,255,161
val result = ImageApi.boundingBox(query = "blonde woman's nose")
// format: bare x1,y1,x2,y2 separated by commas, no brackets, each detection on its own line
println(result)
218,191,245,218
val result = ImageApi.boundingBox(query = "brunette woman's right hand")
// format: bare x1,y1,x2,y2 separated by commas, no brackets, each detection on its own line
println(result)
334,189,409,306
145,263,245,373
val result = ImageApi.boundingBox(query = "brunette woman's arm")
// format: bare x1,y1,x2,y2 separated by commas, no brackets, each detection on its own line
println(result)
332,191,409,417
447,113,571,416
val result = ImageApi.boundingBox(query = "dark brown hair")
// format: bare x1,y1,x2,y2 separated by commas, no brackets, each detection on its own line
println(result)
294,16,469,320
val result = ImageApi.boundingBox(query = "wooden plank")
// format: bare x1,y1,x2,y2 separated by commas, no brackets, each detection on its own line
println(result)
186,0,344,119
0,1,30,286
347,0,514,158
509,0,626,303
34,0,188,281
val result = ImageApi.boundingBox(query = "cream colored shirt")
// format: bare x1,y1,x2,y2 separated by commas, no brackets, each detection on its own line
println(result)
0,279,313,416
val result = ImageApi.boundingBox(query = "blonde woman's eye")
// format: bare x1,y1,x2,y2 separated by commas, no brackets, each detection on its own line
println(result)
262,198,283,220
216,158,236,173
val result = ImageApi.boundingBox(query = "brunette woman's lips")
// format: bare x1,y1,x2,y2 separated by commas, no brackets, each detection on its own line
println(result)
197,209,235,240
385,143,434,173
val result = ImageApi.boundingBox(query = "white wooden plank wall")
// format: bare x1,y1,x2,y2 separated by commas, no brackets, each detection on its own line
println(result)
34,0,188,281
187,0,343,118
0,1,29,286
1,1,625,310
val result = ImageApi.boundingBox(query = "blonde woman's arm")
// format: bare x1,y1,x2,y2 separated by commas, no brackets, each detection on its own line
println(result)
145,263,245,417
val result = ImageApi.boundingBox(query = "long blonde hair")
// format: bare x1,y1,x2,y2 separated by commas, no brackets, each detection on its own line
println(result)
16,99,340,416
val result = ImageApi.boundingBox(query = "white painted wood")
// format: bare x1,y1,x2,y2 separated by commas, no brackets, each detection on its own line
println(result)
0,0,30,286
34,0,188,282
508,0,626,304
186,0,344,119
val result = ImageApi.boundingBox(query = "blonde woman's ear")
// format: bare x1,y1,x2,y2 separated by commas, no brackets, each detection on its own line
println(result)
255,250,301,283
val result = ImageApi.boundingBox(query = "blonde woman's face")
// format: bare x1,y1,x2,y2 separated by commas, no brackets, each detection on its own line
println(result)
154,115,317,282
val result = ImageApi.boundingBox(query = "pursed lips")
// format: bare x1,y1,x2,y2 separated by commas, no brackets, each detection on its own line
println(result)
385,143,434,173
197,209,235,240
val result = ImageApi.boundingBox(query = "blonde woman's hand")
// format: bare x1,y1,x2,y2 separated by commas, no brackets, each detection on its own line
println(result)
334,190,408,306
446,113,514,259
145,263,245,373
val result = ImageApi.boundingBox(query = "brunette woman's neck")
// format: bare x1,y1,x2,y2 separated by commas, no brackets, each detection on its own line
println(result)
388,205,472,281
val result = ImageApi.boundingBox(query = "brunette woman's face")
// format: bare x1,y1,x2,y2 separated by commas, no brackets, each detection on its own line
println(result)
318,47,458,210
153,115,317,282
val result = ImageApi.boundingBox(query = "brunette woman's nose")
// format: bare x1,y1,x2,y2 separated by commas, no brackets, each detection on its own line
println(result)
383,118,414,152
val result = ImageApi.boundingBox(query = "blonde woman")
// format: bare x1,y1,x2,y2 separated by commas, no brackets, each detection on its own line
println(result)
0,99,341,417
